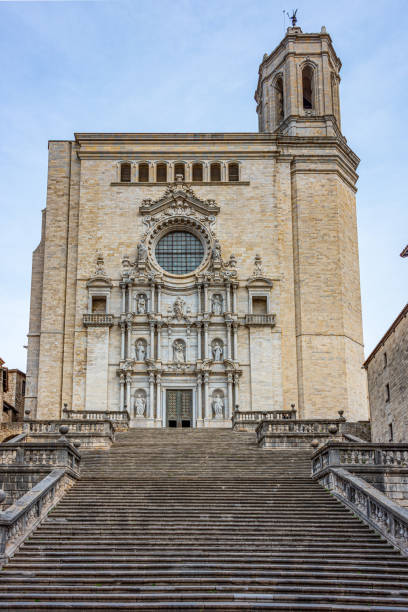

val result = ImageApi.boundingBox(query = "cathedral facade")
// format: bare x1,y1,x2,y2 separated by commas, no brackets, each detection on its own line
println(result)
25,25,368,426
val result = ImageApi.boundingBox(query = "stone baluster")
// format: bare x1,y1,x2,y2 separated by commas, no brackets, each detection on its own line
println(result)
232,322,238,360
156,374,162,421
120,322,126,360
226,321,232,359
204,373,210,420
203,322,209,359
227,373,233,419
126,375,131,412
196,374,203,421
149,321,155,359
149,373,155,419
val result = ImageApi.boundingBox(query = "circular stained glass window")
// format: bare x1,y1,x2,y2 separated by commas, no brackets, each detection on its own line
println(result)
155,231,204,275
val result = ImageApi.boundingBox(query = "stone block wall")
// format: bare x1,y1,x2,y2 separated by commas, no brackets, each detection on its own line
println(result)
0,468,48,508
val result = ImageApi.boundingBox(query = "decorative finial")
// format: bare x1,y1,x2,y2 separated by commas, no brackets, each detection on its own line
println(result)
287,9,298,27
95,253,107,277
253,254,264,277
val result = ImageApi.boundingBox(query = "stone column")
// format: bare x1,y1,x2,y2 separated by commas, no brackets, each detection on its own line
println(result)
221,161,227,182
203,161,210,182
121,284,126,313
203,322,209,359
156,373,161,422
232,283,237,314
157,322,162,361
119,374,125,411
203,283,209,312
226,321,231,359
150,282,156,313
196,323,202,360
149,161,155,182
149,322,155,359
168,161,174,183
127,316,132,359
225,282,231,312
233,373,240,409
126,375,131,413
157,282,162,313
232,322,238,361
149,373,154,419
196,374,202,421
204,372,210,420
186,161,192,182
120,322,126,360
227,373,233,419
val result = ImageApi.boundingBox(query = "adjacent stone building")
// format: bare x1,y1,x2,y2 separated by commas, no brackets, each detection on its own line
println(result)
25,25,369,426
364,304,408,442
0,360,25,423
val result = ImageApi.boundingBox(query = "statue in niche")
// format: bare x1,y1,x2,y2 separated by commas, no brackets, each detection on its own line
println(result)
173,296,185,320
137,241,148,262
212,294,223,316
135,394,146,417
136,340,146,361
212,239,222,262
212,341,223,362
213,395,224,419
173,340,185,363
137,294,147,314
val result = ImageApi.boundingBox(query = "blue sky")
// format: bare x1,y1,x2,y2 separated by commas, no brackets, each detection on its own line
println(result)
0,0,406,371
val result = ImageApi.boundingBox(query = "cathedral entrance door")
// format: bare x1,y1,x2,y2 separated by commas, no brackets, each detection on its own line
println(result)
166,389,193,428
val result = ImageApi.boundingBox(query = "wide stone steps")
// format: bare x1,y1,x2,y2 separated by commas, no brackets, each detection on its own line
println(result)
1,428,408,609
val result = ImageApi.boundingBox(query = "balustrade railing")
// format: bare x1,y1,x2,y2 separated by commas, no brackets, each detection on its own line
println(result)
257,419,341,437
63,409,130,423
0,468,77,564
83,313,114,327
0,441,81,475
312,442,408,477
245,314,276,326
321,467,408,557
24,420,114,436
232,409,296,431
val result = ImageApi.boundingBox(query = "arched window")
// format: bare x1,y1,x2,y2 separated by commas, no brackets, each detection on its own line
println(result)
174,163,185,181
138,163,149,182
302,66,314,109
275,76,284,123
228,163,239,182
192,163,203,181
156,163,167,182
210,163,221,182
120,162,131,182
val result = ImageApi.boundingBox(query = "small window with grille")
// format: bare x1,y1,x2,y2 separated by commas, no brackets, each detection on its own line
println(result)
120,163,131,182
192,163,203,181
228,163,239,182
138,163,149,182
210,163,221,182
156,163,167,182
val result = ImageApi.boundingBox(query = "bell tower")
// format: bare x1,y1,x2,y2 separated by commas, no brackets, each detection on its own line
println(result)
255,25,342,136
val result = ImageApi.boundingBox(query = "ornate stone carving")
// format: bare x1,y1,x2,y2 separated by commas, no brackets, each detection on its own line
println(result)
135,339,147,362
173,340,186,363
213,394,224,419
211,294,223,315
134,391,146,417
136,293,147,314
212,339,224,362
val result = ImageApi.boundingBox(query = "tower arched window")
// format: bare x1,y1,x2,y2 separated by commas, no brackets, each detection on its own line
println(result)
275,76,284,123
120,162,131,182
228,163,239,182
210,163,221,182
174,163,185,181
156,163,167,182
302,66,314,110
138,163,149,182
192,163,203,181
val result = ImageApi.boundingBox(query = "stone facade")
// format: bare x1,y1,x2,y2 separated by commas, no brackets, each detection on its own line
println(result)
364,304,408,443
25,26,368,425
0,360,25,424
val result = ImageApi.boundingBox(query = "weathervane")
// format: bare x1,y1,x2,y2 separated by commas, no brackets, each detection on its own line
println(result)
287,9,298,27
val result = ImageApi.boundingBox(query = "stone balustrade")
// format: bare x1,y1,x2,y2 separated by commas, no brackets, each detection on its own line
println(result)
312,442,408,477
257,419,342,448
0,468,77,565
62,409,129,431
318,467,408,557
23,420,115,449
232,409,296,432
83,313,114,327
0,441,80,475
244,314,276,326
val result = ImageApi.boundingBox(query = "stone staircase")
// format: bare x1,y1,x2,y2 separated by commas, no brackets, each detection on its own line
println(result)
1,428,408,609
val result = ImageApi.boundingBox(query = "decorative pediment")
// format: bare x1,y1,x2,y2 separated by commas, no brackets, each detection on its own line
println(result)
246,254,273,287
86,254,113,288
140,182,220,217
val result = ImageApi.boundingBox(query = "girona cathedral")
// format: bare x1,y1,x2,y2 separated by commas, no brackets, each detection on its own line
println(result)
25,24,369,428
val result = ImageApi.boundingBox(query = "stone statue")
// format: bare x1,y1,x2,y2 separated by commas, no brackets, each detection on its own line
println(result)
212,341,223,362
135,395,146,417
287,9,298,27
173,296,185,320
253,253,264,276
212,240,222,262
212,294,223,315
173,340,185,363
137,294,147,314
137,241,147,262
136,340,146,361
213,395,224,419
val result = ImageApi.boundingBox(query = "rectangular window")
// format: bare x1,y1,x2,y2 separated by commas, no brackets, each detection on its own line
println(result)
252,296,267,314
385,383,390,402
2,368,8,393
92,296,107,313
389,423,393,442
22,379,26,396
383,352,388,368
